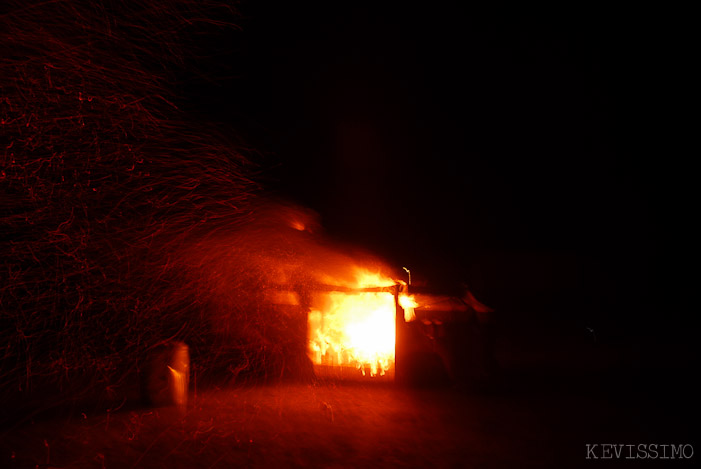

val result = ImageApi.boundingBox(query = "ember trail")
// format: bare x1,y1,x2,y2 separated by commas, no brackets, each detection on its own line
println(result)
0,0,435,418
0,0,261,417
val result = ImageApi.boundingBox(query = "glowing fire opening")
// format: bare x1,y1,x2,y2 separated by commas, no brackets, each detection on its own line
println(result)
306,270,417,378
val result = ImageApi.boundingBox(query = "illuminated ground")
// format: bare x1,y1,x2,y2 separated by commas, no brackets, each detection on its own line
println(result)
2,331,695,468
1,383,560,468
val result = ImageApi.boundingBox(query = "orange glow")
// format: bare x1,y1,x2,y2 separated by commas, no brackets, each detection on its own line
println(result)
289,220,306,231
307,269,415,378
399,294,418,322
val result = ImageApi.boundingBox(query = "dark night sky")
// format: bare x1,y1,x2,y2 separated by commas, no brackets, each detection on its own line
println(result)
180,4,683,339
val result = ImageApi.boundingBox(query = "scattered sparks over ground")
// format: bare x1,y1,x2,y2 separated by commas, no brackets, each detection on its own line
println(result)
0,0,410,421
0,0,259,417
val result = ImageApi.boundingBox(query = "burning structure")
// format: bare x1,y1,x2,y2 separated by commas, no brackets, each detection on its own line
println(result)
1,0,494,423
305,276,403,380
183,202,416,384
188,202,492,387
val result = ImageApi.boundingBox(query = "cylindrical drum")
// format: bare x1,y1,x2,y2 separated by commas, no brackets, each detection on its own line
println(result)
143,341,190,409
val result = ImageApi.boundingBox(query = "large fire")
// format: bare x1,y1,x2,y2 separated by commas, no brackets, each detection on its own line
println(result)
307,269,416,378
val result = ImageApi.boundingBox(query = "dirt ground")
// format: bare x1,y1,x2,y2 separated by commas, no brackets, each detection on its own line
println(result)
0,383,545,468
1,330,696,468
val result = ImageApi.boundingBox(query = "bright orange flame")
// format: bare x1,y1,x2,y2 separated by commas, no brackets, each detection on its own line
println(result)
399,294,418,322
308,269,405,377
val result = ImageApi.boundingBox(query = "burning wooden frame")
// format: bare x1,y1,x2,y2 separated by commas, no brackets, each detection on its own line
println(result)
307,283,407,382
268,271,494,385
267,277,416,383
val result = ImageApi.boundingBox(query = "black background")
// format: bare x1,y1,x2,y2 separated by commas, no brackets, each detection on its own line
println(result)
178,3,685,344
